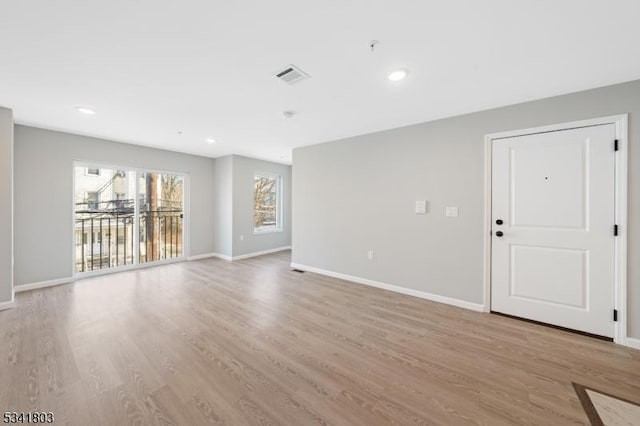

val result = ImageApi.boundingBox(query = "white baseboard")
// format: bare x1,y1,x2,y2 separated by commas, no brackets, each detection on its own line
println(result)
232,246,291,261
188,252,218,261
215,253,233,261
290,263,486,312
188,252,233,261
186,247,292,262
626,337,640,350
0,300,15,311
15,277,74,293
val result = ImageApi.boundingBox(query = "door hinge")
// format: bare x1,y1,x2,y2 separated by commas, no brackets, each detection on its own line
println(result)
613,309,618,322
614,224,619,236
614,139,619,151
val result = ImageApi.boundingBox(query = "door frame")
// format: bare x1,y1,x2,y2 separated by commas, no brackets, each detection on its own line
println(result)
71,160,191,279
482,114,628,345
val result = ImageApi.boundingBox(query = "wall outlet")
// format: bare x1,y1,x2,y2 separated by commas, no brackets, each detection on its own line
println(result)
368,250,374,260
240,234,244,241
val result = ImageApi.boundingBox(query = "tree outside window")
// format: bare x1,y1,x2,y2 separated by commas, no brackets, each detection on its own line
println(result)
254,174,281,232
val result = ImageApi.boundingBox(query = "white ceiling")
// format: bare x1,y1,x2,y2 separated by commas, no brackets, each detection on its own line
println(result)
1,0,639,164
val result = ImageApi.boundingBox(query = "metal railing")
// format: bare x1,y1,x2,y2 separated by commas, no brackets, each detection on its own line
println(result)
139,210,183,264
74,200,183,272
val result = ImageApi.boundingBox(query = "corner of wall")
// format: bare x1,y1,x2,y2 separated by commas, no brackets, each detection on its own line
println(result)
0,106,14,305
212,155,234,258
229,155,292,258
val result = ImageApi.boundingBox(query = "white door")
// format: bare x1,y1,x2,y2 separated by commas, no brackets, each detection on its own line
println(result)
491,124,616,337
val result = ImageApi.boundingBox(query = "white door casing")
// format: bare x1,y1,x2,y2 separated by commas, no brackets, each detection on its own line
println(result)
490,124,616,337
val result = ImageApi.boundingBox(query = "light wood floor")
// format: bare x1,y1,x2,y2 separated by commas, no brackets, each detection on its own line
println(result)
1,251,639,425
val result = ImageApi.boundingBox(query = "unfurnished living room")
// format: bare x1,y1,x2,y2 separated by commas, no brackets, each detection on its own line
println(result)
1,1,640,425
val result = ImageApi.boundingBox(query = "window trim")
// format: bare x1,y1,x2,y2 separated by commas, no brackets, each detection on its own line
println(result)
253,172,283,234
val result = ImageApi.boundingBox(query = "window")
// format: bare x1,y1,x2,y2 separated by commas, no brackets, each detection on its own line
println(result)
114,192,126,209
254,174,281,233
87,191,99,210
86,168,100,176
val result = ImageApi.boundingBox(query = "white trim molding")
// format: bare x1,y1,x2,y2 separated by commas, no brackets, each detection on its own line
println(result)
484,114,629,346
626,338,640,350
232,246,291,261
253,171,283,235
15,277,74,293
0,300,15,311
188,246,292,262
188,252,218,261
291,263,486,312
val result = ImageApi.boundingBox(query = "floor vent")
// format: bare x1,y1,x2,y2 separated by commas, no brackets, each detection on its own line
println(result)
275,65,309,85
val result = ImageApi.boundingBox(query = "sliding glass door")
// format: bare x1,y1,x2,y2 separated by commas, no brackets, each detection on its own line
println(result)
74,164,185,274
138,172,184,264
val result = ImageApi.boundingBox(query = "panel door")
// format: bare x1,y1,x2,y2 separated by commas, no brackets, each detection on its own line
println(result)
491,124,615,337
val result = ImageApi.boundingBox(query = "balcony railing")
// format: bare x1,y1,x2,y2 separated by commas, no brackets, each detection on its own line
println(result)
74,200,183,273
139,210,183,264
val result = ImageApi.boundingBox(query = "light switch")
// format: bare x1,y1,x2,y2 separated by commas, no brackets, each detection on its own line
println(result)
415,200,427,214
445,206,459,217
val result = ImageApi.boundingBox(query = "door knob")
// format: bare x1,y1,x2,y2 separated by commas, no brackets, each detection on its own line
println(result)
495,231,504,237
496,219,504,225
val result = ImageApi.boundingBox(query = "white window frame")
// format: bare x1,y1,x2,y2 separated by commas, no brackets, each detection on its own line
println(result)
253,172,282,234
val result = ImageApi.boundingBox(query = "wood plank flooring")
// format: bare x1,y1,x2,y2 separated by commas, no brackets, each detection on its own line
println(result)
1,250,639,425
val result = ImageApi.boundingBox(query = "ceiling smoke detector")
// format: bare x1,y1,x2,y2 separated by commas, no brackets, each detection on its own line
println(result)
275,65,310,85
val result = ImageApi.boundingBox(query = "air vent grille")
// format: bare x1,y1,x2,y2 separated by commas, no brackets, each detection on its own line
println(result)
275,65,309,85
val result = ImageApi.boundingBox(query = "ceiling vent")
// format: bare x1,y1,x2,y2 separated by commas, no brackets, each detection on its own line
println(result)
275,65,309,85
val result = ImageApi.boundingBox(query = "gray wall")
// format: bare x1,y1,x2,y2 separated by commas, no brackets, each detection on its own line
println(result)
0,108,13,304
14,125,216,285
213,155,233,257
232,155,291,257
292,79,640,338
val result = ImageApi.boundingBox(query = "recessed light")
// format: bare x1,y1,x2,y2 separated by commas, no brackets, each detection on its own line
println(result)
206,138,216,144
388,69,408,81
76,106,96,115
